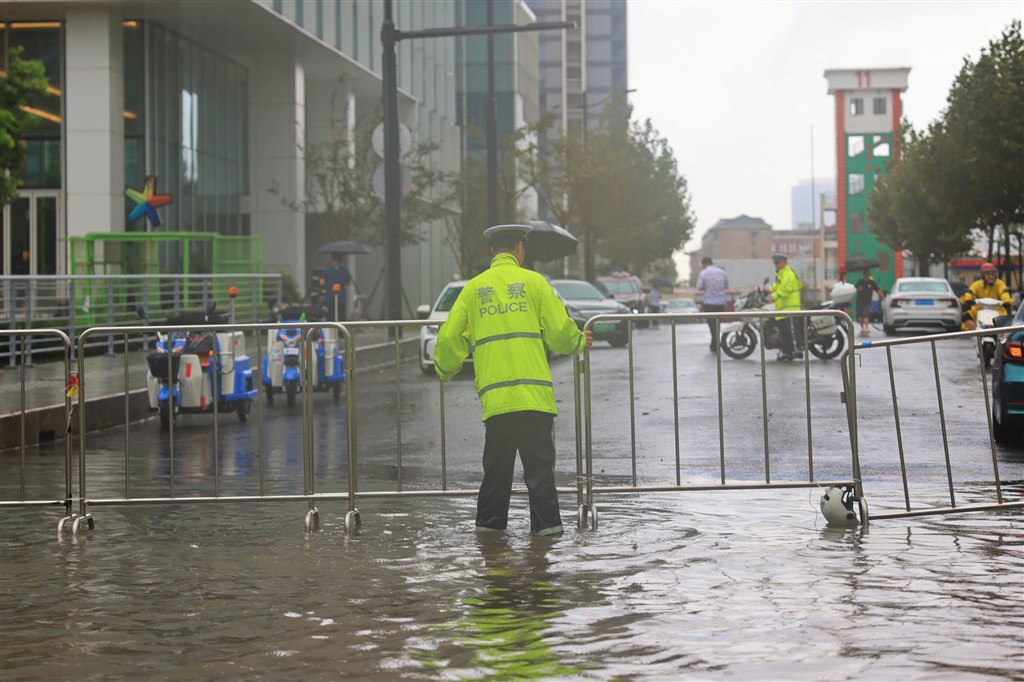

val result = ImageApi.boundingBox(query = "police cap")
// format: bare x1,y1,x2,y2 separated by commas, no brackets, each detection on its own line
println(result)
771,253,788,262
483,224,532,243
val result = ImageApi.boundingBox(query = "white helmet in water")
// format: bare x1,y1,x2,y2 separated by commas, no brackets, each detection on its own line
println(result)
820,486,858,525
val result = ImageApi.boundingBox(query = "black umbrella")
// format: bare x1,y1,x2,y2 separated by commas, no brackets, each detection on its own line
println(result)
844,256,880,272
319,240,371,255
524,220,578,262
649,276,674,288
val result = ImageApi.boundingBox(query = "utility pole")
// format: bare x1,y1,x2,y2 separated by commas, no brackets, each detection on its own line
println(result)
380,0,575,324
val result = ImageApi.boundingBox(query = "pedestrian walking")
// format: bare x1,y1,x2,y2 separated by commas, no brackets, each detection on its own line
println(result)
433,224,593,536
646,286,662,328
695,257,729,351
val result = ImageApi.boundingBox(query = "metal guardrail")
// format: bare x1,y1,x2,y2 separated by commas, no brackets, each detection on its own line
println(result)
849,324,1024,520
0,329,76,523
1,273,282,365
576,310,863,529
5,313,1021,537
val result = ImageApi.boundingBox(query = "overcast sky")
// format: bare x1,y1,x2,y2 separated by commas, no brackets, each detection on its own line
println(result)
626,0,1022,278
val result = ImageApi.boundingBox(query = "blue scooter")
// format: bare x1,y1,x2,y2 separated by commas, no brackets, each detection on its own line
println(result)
262,302,345,408
140,305,259,430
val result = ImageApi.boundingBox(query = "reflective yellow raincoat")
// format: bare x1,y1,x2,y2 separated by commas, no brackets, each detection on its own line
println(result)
434,253,586,421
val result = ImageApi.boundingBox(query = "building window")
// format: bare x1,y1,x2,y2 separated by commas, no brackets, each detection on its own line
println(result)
849,174,865,195
847,135,864,157
849,97,864,116
873,97,886,115
849,212,865,233
872,135,890,157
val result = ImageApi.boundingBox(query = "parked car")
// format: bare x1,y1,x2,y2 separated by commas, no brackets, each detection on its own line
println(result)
882,277,961,334
551,279,632,347
991,305,1024,443
596,272,648,316
662,298,700,322
416,281,467,375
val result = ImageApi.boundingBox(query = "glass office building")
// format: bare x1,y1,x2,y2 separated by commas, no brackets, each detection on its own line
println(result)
1,1,461,309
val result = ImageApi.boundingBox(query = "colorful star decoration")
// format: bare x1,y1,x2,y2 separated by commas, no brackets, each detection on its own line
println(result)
125,175,173,227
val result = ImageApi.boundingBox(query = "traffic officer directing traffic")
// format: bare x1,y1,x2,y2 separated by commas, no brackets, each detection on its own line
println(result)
434,224,593,536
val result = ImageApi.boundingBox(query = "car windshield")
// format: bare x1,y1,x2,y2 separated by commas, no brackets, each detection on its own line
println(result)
555,281,607,301
600,280,639,295
434,285,464,312
667,299,696,310
897,281,950,294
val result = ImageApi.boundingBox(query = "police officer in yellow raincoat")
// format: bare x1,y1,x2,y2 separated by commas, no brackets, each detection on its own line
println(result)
434,224,592,536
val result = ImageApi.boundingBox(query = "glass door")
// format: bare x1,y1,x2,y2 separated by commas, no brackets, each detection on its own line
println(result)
2,191,61,276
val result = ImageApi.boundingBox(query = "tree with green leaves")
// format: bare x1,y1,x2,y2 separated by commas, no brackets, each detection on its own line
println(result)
271,87,458,249
1,47,48,207
869,21,1023,280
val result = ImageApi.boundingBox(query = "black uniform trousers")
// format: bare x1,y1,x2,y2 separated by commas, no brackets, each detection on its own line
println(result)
476,410,562,534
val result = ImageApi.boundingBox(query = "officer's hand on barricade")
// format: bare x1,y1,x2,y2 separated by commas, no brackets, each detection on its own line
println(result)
584,329,593,349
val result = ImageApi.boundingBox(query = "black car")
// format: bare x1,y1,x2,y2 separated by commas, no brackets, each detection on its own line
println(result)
552,279,632,347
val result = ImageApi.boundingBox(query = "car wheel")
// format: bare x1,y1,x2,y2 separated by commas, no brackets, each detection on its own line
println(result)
992,412,1011,444
421,363,435,375
608,334,628,348
883,324,895,335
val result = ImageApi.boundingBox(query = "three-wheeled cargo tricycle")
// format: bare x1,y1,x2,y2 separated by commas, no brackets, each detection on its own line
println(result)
262,303,346,408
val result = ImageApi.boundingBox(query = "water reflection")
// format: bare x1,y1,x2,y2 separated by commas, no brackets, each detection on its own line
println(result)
446,535,579,679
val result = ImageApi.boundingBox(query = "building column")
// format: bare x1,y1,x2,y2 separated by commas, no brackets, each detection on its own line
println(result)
250,50,306,288
64,6,124,238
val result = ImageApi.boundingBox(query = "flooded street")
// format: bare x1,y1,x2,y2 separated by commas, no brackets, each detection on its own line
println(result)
3,325,1023,679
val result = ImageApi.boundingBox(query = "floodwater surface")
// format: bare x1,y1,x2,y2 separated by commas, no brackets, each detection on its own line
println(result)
2,490,1021,680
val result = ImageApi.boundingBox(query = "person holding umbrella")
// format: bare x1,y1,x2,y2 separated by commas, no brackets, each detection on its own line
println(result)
321,253,353,321
854,269,884,336
433,224,592,536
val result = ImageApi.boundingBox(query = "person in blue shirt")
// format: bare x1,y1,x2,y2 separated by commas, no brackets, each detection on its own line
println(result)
320,254,353,321
695,257,729,352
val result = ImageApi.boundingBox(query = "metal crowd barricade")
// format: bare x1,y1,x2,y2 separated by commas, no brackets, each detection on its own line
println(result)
848,325,1024,520
67,321,355,535
575,309,864,529
0,329,77,528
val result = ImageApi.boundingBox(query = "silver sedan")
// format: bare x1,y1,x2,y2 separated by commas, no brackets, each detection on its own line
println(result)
882,277,961,334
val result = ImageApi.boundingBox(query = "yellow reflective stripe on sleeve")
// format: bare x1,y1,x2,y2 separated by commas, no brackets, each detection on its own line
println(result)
474,331,544,347
478,378,553,397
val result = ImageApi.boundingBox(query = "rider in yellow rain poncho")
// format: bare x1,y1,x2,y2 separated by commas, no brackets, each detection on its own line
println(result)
960,262,1013,330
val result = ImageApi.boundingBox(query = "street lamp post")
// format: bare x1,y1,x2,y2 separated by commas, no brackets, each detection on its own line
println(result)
380,0,575,324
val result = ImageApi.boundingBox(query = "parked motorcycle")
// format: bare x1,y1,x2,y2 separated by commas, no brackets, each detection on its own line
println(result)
972,297,1004,368
719,282,853,361
138,305,258,431
262,302,345,408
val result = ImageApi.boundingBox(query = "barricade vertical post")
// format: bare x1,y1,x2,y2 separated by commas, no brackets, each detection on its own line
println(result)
802,318,814,480
255,328,265,497
584,340,595,525
19,339,27,496
929,340,956,507
715,314,725,484
394,329,403,491
64,342,73,517
345,328,358,518
69,280,77,349
885,346,912,511
25,293,33,362
627,318,637,486
123,334,131,499
758,316,770,483
671,320,680,486
573,354,584,521
977,337,1003,504
439,375,447,492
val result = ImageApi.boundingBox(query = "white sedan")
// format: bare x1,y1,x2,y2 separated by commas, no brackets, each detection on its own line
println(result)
416,281,467,374
882,277,961,334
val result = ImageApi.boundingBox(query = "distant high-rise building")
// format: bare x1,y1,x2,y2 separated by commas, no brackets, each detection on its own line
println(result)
825,67,910,292
790,178,835,230
524,0,628,131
